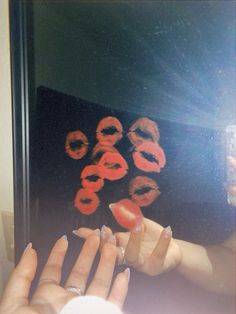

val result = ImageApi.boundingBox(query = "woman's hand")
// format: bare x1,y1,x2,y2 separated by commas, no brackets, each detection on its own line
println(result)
0,232,129,314
77,218,182,276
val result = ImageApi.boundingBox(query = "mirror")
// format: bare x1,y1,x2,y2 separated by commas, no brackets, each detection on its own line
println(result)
11,1,235,313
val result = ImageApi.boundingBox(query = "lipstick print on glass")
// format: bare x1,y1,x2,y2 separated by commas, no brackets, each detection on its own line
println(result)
96,116,123,146
74,188,100,215
109,198,143,230
132,142,166,173
129,176,161,207
65,130,89,160
128,117,160,146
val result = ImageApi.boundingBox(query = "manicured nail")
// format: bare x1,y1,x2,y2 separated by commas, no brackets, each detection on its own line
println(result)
164,226,172,239
132,224,142,233
108,234,116,245
109,203,115,211
23,242,32,255
94,229,100,237
61,235,67,240
72,230,78,236
101,225,107,239
124,267,130,283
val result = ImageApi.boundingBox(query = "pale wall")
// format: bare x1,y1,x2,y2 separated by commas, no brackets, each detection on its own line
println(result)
0,0,14,294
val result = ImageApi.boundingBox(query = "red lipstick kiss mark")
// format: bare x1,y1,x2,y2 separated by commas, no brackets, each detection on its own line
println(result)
74,188,99,215
96,116,123,146
133,142,166,173
81,165,104,192
98,152,128,181
109,198,143,230
91,143,118,164
128,117,160,146
65,130,89,160
129,176,161,207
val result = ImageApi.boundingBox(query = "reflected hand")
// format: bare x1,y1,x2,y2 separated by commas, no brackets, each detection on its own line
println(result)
77,218,182,276
0,233,129,314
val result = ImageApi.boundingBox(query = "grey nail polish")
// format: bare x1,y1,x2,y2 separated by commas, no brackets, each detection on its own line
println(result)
61,234,68,240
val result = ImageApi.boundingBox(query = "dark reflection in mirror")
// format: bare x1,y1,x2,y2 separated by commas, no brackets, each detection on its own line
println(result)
25,1,236,313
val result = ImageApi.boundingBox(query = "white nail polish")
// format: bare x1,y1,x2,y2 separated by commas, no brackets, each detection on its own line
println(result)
94,229,100,237
23,242,32,255
72,230,78,236
100,225,106,239
61,235,68,240
109,203,115,211
164,226,172,239
124,267,130,283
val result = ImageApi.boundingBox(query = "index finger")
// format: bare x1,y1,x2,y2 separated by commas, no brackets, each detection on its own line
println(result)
38,236,68,286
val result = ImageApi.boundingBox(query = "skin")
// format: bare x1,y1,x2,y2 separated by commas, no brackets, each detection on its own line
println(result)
0,232,129,314
77,157,236,295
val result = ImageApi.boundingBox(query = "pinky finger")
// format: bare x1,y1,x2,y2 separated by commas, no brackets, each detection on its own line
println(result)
108,268,130,309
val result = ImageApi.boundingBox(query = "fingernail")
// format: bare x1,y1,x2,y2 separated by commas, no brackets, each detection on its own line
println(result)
124,267,130,283
108,234,116,245
61,235,68,240
109,203,115,211
132,224,142,233
164,226,172,239
94,229,100,237
23,242,32,255
72,230,78,236
101,225,107,239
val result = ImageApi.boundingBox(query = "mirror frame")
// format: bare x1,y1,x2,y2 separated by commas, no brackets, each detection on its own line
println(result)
10,0,33,262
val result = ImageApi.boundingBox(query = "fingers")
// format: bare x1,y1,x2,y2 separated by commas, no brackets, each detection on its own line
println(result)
108,268,130,309
65,232,100,294
0,243,37,309
124,224,144,267
38,235,68,286
148,226,172,274
86,236,117,298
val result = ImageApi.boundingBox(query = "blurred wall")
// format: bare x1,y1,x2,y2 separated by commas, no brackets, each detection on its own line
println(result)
0,0,14,295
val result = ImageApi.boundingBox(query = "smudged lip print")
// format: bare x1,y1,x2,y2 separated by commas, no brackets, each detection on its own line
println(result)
91,143,118,164
129,176,161,207
96,116,123,146
98,151,128,181
128,117,160,146
81,165,104,192
109,198,143,230
74,188,100,215
65,130,89,160
132,142,166,173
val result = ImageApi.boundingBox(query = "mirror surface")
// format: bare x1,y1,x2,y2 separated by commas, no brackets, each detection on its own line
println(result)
21,1,236,313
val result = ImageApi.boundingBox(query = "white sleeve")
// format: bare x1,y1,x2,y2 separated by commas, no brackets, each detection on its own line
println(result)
60,295,123,314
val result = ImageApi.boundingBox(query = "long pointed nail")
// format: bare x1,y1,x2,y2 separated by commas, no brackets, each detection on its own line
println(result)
72,230,78,236
164,226,172,239
109,203,115,211
94,229,100,237
124,267,130,283
101,225,107,239
23,242,32,256
61,235,68,240
108,234,116,245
